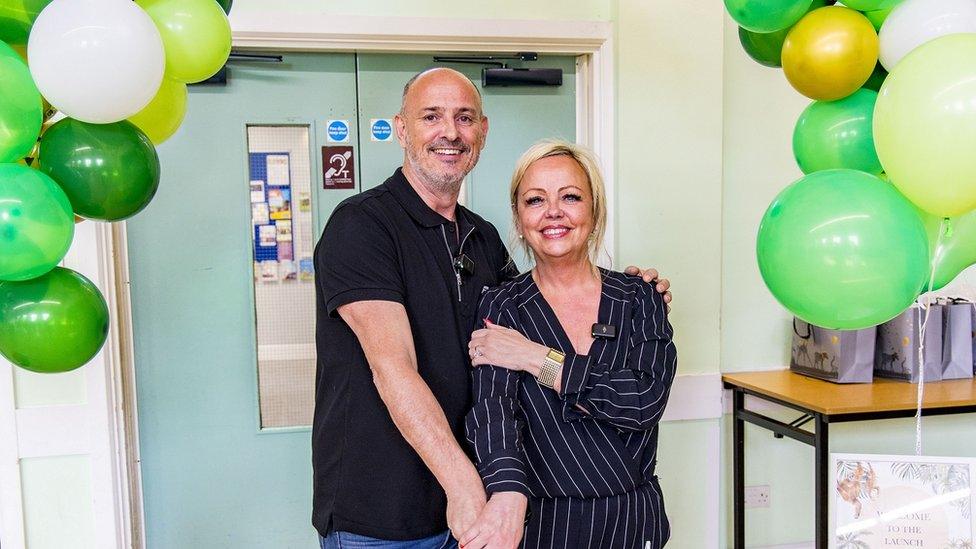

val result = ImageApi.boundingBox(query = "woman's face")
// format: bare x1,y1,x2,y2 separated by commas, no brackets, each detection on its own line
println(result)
515,155,594,265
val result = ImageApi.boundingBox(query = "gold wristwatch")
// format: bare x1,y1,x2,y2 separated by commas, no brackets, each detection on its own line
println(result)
537,348,565,389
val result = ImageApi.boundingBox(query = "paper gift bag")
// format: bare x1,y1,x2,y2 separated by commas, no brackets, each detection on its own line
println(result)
942,301,974,380
790,319,875,384
875,304,943,383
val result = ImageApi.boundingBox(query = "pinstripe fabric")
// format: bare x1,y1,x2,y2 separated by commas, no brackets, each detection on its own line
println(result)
464,269,676,548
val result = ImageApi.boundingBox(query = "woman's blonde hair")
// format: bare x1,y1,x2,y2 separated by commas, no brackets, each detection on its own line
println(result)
509,139,608,265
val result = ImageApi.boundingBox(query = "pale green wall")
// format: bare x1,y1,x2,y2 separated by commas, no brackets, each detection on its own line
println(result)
614,2,725,547
234,0,612,20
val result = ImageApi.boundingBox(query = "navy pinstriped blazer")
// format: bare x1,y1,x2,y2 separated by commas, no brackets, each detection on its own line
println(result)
465,269,677,500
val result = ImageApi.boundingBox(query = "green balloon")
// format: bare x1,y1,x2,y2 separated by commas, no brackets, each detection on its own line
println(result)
862,4,898,31
724,0,815,32
757,169,928,329
39,118,160,221
216,0,232,14
793,89,882,175
738,26,790,67
862,62,888,92
0,164,73,281
0,40,42,164
842,0,900,12
919,210,976,291
737,0,829,67
0,0,52,45
0,267,108,373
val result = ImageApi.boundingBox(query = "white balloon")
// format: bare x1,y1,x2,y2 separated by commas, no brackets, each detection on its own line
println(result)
879,0,976,70
27,0,165,124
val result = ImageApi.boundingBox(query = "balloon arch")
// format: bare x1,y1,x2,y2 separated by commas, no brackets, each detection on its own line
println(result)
726,0,976,329
0,0,232,373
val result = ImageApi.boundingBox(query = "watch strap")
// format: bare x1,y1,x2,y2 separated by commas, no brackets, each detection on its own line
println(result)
537,348,565,389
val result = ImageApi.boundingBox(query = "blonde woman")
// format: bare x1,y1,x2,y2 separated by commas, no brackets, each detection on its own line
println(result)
461,140,677,549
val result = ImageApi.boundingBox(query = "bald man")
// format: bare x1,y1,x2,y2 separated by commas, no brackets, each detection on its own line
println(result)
313,68,670,549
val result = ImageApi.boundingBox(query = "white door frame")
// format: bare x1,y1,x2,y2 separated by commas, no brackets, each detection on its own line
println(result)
111,15,616,547
229,12,616,250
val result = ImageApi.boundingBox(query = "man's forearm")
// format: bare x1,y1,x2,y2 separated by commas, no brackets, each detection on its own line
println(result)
372,362,482,497
338,300,483,503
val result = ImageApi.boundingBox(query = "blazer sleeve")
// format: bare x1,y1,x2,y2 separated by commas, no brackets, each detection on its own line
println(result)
558,281,677,432
464,289,531,496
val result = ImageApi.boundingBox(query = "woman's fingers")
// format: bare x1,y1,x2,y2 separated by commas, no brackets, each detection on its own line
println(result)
459,526,480,546
461,530,490,549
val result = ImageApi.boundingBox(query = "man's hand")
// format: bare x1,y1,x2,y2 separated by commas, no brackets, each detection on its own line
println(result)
458,492,527,549
624,266,671,310
446,471,488,541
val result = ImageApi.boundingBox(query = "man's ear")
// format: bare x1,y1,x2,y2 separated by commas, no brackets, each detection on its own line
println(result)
393,114,407,147
480,115,489,149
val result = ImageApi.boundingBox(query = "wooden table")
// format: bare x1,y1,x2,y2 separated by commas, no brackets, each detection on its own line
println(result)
722,370,976,549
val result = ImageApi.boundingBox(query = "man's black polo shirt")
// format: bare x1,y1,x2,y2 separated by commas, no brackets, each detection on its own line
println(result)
312,168,517,540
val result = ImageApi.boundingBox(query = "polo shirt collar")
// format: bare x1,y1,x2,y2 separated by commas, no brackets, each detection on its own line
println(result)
388,168,453,228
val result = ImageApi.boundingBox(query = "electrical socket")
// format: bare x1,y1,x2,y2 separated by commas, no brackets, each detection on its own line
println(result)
744,485,770,508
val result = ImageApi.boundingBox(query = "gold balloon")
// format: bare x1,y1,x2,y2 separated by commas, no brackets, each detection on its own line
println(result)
782,6,879,100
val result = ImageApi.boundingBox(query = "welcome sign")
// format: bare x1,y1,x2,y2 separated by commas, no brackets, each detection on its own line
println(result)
833,454,976,548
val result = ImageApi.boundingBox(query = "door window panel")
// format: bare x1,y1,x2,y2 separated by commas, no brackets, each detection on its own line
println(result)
246,125,315,429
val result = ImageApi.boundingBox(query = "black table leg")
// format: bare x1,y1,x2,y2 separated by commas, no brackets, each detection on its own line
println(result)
733,389,744,549
814,413,828,549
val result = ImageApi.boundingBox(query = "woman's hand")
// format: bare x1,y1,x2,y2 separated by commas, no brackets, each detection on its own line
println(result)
458,491,527,549
469,320,549,375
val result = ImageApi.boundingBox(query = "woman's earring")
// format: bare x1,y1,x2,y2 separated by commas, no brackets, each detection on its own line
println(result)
518,233,524,239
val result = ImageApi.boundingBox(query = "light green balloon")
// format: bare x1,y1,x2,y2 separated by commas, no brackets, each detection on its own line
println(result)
0,39,42,163
757,169,928,329
137,0,231,84
793,88,882,174
0,164,74,281
874,34,976,217
724,0,815,32
919,210,976,291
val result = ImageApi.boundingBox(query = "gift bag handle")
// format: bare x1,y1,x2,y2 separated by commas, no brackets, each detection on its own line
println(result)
793,318,812,340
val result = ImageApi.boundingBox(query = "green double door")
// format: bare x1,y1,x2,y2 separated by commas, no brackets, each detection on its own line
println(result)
127,52,576,548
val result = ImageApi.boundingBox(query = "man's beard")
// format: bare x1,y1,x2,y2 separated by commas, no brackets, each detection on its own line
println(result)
404,135,480,195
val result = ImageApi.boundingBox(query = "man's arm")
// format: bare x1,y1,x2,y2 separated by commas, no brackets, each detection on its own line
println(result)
337,299,486,539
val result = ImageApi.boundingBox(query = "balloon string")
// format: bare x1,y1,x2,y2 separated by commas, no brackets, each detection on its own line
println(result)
915,217,948,455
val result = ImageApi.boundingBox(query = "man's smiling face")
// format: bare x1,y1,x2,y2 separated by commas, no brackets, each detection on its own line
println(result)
395,69,489,194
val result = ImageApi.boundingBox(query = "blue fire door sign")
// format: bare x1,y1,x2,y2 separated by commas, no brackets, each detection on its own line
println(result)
327,120,349,143
370,119,393,142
